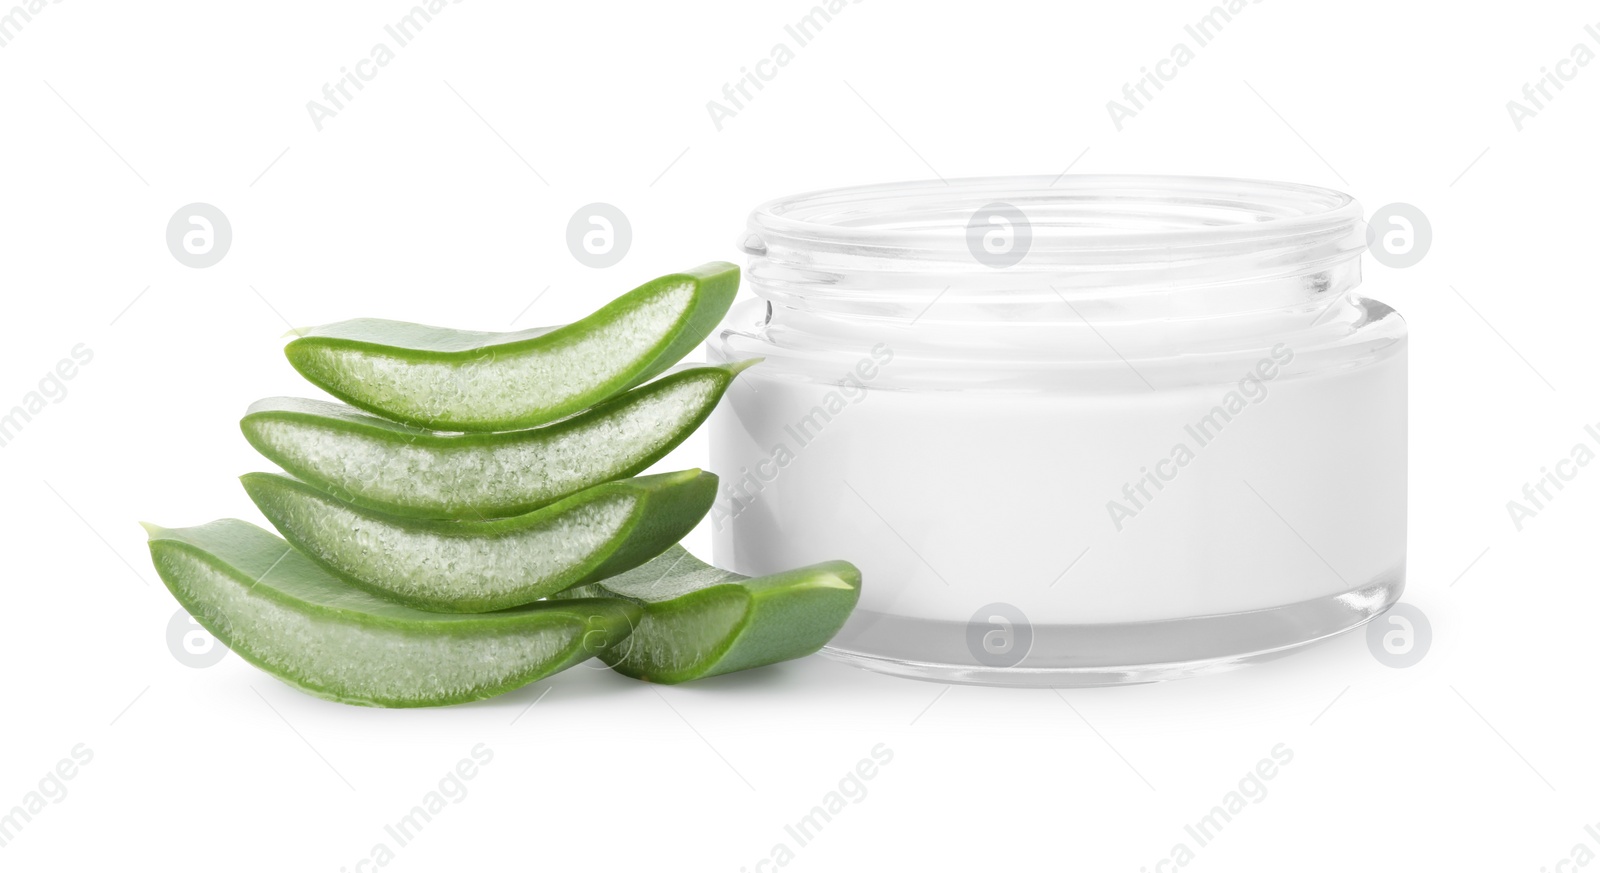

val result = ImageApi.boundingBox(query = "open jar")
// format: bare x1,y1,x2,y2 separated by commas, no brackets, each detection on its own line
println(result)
708,176,1406,686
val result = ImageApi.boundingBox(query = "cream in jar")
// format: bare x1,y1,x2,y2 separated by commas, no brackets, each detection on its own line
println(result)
709,176,1406,685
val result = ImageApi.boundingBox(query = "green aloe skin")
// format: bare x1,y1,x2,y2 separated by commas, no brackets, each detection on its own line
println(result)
145,519,639,708
146,261,863,704
242,469,718,614
239,361,755,520
284,262,740,432
561,545,862,684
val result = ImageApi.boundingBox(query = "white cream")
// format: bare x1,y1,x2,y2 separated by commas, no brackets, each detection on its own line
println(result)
709,176,1408,685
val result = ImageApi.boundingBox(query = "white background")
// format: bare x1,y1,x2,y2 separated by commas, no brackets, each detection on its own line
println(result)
1,0,1595,869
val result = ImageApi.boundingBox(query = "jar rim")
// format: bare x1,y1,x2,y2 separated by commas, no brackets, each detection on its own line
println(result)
744,175,1362,264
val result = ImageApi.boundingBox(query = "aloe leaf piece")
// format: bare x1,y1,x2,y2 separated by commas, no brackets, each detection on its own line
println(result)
561,545,861,684
240,361,756,521
144,519,639,707
242,469,717,613
283,262,739,432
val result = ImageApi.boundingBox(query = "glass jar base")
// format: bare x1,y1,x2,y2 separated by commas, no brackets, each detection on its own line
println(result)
819,571,1403,687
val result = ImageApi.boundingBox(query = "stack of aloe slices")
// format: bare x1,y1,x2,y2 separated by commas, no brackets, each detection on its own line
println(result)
144,263,862,707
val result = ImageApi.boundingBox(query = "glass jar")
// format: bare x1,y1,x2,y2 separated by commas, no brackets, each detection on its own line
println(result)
707,176,1406,686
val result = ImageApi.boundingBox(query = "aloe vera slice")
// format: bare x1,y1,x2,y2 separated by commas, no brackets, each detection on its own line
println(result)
144,519,639,707
242,469,716,613
283,262,739,431
561,545,861,684
240,361,755,521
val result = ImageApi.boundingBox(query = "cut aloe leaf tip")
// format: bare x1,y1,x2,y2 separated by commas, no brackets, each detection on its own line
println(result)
562,545,861,684
240,360,756,520
283,262,739,432
145,519,639,707
242,469,718,613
